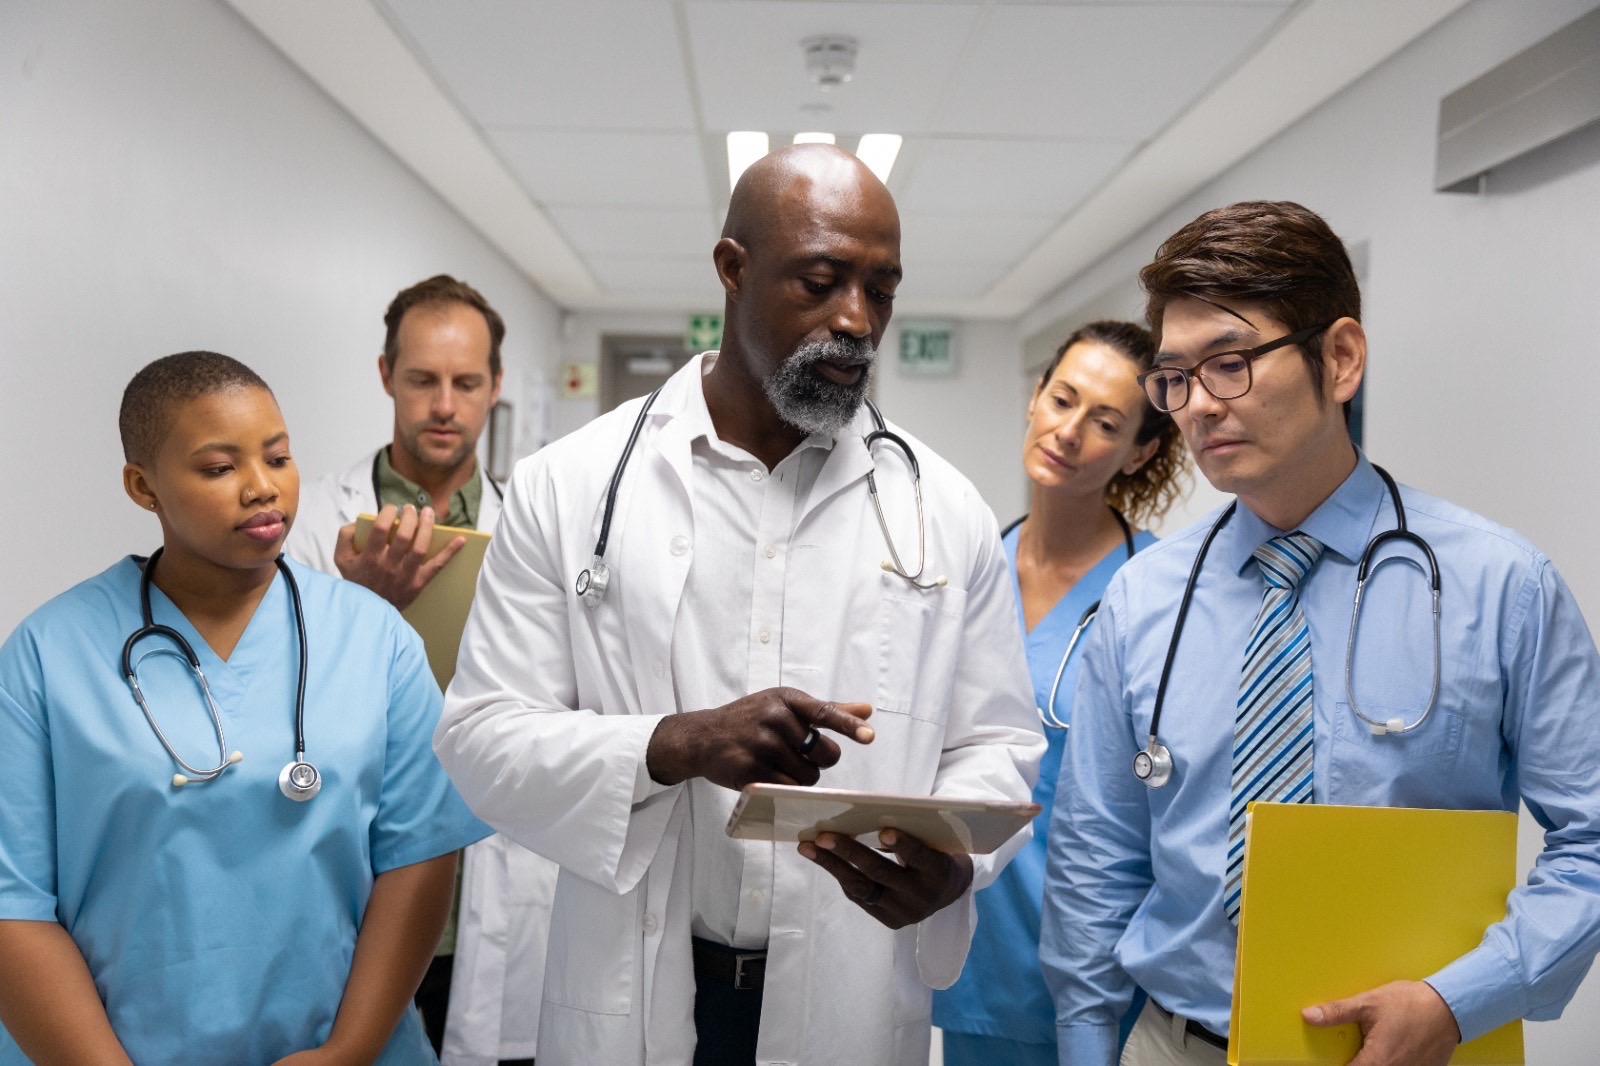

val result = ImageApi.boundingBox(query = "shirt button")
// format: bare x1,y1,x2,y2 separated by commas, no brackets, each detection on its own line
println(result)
642,913,659,935
747,889,764,904
416,493,430,506
670,535,690,556
652,659,667,679
758,628,771,644
750,469,764,482
764,545,777,559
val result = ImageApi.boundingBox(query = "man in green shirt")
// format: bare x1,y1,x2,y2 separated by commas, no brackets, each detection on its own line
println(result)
286,275,552,1066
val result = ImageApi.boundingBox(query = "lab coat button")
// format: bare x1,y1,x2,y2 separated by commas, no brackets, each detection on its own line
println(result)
750,469,764,482
764,545,777,559
642,913,658,935
758,628,771,644
670,535,689,556
652,659,667,679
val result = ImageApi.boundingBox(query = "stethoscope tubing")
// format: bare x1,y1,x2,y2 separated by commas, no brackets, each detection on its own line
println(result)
1006,509,1137,731
1138,462,1441,787
579,389,943,604
125,548,312,791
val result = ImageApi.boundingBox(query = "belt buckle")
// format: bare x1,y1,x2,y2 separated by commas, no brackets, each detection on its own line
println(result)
731,951,765,990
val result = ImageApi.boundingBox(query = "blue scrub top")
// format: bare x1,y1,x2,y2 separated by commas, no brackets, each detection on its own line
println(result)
933,523,1154,1045
0,557,490,1064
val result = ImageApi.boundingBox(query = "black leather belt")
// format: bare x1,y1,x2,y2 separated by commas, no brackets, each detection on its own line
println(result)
1153,1000,1228,1051
691,937,767,991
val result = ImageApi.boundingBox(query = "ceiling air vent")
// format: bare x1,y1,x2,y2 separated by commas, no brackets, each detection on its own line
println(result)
1435,5,1600,193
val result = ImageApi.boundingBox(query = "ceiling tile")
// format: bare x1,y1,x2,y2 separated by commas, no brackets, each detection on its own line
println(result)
585,254,723,299
897,137,1134,215
899,209,1063,279
378,0,696,130
548,205,721,258
684,1,981,133
492,130,711,208
893,259,1014,303
938,3,1290,138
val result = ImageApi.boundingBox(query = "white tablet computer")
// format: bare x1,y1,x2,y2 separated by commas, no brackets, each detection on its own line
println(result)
725,783,1040,855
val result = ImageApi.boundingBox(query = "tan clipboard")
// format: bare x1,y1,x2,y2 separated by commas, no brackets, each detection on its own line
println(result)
353,513,490,691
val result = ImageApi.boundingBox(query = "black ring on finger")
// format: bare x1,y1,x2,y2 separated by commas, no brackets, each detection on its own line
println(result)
798,727,820,756
862,882,885,907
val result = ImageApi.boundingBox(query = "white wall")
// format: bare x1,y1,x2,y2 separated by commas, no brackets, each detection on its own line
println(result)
1022,1,1600,1058
0,0,563,639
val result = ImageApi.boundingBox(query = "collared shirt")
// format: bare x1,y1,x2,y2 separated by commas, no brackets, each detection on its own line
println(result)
1042,455,1600,1066
671,359,833,948
376,445,483,529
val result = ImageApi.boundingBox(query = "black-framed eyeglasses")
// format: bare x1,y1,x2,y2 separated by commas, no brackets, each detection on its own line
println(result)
1137,323,1331,413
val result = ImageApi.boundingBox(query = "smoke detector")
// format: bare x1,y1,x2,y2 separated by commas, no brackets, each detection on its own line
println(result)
802,35,858,90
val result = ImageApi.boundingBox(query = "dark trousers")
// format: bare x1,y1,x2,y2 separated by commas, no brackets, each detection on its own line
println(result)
692,971,764,1066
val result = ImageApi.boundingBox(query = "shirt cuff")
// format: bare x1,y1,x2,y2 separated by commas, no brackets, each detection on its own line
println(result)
631,717,675,805
1426,943,1527,1043
1057,1022,1119,1066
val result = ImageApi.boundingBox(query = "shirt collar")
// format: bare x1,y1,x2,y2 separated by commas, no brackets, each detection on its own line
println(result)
1224,452,1385,575
375,445,482,528
678,351,836,464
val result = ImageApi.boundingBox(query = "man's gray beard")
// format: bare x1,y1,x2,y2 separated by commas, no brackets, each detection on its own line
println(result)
763,337,876,438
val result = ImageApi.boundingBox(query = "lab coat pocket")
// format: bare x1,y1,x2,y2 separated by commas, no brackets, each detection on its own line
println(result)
540,871,634,1015
876,572,968,723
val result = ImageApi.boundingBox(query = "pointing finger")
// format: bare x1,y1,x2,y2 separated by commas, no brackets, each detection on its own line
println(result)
783,690,875,744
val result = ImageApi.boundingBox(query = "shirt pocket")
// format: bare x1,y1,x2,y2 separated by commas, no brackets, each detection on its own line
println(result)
1326,700,1465,797
875,572,968,724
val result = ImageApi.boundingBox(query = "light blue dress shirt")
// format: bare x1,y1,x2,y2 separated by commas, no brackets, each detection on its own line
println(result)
1042,457,1600,1066
0,557,491,1064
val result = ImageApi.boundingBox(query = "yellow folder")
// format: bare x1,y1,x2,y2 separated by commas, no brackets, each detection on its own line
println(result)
1228,803,1522,1066
353,514,490,692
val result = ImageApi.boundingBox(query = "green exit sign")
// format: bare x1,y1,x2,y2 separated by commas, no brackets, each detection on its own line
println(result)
686,313,723,352
898,320,956,376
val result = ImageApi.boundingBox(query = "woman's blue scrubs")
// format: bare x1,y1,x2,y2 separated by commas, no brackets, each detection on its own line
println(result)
933,526,1153,1065
0,557,489,1064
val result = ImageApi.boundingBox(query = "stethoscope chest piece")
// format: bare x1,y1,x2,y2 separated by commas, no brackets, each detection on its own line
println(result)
1133,737,1173,789
576,557,611,608
278,759,321,802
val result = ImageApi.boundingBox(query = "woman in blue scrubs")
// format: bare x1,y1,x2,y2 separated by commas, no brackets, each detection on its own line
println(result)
0,352,489,1064
933,321,1186,1066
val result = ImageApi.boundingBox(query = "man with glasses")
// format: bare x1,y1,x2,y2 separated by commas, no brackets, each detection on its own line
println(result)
1041,201,1600,1066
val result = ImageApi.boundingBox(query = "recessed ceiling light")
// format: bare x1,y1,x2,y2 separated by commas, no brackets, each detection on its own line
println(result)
854,134,903,182
793,132,835,145
727,131,770,188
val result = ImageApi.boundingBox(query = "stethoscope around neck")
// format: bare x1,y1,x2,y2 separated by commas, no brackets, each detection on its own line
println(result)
1133,463,1441,789
575,388,943,608
122,548,321,801
1003,509,1135,730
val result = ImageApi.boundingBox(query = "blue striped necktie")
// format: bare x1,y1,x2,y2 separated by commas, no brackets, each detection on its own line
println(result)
1225,531,1324,925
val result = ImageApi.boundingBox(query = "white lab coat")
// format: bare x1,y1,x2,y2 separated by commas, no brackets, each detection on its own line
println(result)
286,450,555,1066
435,355,1044,1066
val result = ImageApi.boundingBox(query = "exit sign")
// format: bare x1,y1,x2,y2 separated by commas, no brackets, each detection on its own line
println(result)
686,313,723,352
898,321,956,376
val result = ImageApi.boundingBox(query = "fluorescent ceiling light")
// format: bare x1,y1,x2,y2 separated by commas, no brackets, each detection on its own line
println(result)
727,131,770,188
854,133,903,182
793,132,835,145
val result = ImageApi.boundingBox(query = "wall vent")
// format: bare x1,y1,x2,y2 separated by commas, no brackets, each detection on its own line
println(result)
1435,5,1600,193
